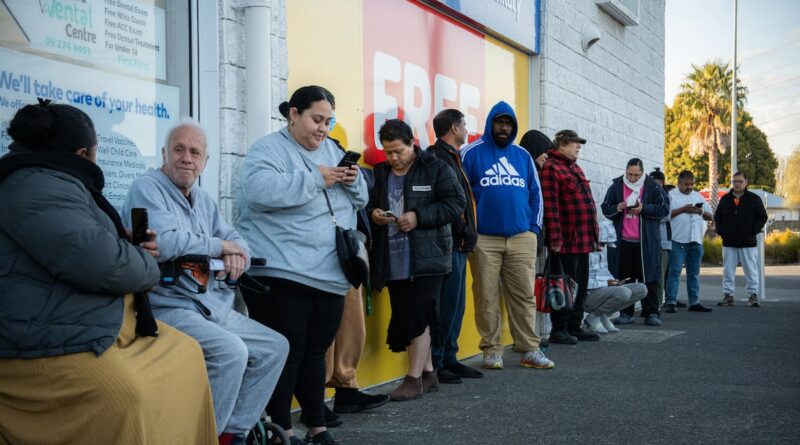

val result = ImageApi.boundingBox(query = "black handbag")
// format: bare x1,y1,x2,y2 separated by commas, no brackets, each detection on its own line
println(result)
322,189,370,288
539,251,576,312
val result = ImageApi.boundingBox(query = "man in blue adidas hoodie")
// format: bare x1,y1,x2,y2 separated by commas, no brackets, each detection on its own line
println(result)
461,101,554,370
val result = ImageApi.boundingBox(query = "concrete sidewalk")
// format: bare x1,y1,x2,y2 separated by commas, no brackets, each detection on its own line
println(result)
314,266,800,445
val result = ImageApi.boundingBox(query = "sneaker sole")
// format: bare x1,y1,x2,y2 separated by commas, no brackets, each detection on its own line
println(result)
482,363,503,370
520,362,555,369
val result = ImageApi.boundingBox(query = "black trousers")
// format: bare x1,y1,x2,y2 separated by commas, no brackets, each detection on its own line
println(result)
618,240,659,317
549,253,589,332
242,277,345,430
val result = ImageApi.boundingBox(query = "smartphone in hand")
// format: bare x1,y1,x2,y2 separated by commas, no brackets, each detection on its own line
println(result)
337,151,361,168
131,208,148,246
382,210,397,219
694,202,704,208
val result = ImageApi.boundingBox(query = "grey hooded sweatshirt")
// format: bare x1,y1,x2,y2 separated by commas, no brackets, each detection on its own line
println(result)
123,168,250,319
237,126,368,296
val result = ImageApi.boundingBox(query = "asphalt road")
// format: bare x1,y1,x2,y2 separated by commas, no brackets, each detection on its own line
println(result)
306,266,800,445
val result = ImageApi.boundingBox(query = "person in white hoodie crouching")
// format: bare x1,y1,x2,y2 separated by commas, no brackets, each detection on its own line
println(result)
584,220,647,334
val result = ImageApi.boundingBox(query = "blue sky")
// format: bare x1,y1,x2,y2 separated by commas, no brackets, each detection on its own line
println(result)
665,0,800,158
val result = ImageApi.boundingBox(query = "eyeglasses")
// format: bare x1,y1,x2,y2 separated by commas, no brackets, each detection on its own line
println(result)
732,180,745,184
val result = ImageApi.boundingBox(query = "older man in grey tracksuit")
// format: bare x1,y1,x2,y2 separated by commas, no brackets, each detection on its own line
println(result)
123,122,288,443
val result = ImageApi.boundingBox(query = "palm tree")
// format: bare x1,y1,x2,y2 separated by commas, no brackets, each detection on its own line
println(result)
678,61,746,210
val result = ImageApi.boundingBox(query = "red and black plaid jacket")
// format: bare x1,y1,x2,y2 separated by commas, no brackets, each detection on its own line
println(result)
540,149,599,254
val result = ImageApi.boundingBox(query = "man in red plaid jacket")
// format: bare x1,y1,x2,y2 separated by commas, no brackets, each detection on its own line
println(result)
540,130,600,345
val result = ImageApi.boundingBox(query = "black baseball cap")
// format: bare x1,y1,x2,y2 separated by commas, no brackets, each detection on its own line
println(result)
554,129,586,145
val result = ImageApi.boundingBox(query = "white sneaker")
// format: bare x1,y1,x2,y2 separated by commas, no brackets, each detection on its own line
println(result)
483,353,503,370
585,313,608,334
600,314,620,333
520,350,555,369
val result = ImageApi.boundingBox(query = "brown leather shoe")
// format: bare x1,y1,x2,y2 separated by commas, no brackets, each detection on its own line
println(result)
389,375,423,401
421,370,439,393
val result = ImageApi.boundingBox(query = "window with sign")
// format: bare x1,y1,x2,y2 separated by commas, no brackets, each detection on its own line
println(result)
0,0,192,211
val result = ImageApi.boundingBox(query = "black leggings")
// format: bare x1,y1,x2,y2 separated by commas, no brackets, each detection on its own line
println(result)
242,277,344,430
618,241,659,317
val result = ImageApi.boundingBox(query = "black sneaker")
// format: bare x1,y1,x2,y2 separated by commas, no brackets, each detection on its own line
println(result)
665,303,677,313
299,405,342,428
549,329,578,345
688,304,713,312
676,301,688,308
305,430,340,445
569,327,600,341
436,368,463,384
446,362,484,379
332,388,389,414
748,294,761,307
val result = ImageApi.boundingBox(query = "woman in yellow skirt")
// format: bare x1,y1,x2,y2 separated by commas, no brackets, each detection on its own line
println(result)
0,101,217,444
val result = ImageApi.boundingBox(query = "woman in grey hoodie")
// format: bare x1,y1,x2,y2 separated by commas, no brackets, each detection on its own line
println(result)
238,86,368,445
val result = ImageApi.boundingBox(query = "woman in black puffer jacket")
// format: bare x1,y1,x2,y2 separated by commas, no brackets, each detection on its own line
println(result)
368,119,465,402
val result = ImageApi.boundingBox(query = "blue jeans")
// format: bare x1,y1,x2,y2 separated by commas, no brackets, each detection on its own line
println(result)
432,251,468,369
665,241,703,305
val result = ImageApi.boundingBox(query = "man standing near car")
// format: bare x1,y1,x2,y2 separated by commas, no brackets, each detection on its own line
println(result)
714,172,768,307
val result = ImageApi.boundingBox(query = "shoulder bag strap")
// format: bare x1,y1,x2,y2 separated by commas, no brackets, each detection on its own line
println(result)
291,140,338,225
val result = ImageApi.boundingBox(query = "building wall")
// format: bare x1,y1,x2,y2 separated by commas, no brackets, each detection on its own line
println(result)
539,0,666,204
217,0,288,221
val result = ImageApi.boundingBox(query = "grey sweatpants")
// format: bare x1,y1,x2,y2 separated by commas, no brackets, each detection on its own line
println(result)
584,283,648,316
155,306,289,435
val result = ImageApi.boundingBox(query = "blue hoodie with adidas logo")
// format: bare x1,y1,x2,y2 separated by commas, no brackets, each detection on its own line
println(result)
460,101,543,237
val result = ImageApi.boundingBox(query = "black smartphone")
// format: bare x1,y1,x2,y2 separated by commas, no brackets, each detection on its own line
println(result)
337,150,361,168
131,208,148,246
694,202,704,208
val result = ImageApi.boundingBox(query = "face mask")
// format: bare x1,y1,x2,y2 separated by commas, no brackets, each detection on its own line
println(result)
328,112,337,132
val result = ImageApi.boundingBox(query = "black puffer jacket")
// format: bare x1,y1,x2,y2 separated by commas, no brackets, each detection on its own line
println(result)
368,148,466,290
714,189,768,248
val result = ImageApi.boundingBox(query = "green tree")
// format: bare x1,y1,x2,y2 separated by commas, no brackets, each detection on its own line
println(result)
783,146,800,206
665,106,777,192
678,62,746,210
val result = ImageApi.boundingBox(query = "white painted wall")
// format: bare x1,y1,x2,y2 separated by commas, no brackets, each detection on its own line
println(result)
216,0,288,221
538,0,666,204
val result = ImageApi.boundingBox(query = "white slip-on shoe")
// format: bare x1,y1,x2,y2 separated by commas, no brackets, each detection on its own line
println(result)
600,314,620,333
585,313,608,334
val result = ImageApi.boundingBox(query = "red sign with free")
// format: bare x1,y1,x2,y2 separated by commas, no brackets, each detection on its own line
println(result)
362,0,486,165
